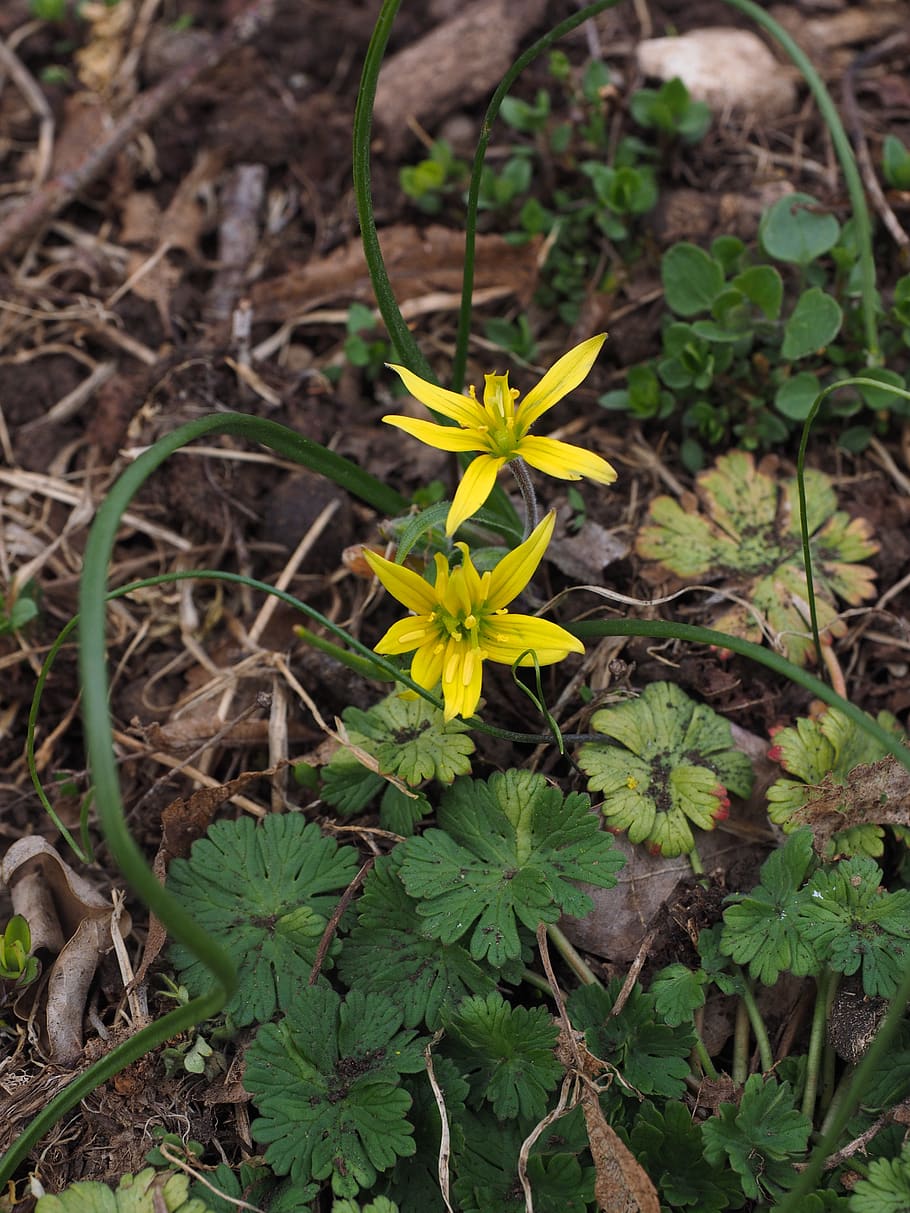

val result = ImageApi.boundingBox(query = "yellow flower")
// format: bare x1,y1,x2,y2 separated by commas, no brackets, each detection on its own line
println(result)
384,334,617,535
364,513,583,721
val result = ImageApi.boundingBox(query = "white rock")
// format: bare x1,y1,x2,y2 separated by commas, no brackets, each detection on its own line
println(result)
636,28,797,119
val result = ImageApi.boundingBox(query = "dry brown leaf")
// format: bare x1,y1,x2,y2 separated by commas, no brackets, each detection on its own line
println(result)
582,1084,661,1213
248,224,540,321
1,837,131,1063
792,755,910,857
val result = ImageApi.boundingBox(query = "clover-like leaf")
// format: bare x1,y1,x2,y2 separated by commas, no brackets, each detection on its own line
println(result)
321,692,474,833
768,708,906,856
396,770,625,966
245,986,425,1198
576,681,752,856
569,980,695,1101
797,856,910,997
443,991,562,1120
636,451,878,664
630,1101,746,1211
720,829,820,984
701,1074,811,1200
36,1170,213,1213
166,815,360,1025
850,1142,910,1213
337,854,499,1029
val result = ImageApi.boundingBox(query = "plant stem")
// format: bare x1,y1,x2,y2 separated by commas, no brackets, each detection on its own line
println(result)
510,457,539,538
693,1034,720,1081
803,969,838,1120
740,976,774,1074
546,922,602,987
688,844,704,876
452,0,622,392
732,997,750,1086
522,967,555,996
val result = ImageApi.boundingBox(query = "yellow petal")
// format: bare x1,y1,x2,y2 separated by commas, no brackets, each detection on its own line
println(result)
374,615,438,655
363,549,439,614
518,435,617,483
485,513,555,612
440,636,484,720
382,414,486,452
481,372,517,424
445,454,505,536
411,637,445,691
481,615,584,666
514,334,606,431
387,363,485,428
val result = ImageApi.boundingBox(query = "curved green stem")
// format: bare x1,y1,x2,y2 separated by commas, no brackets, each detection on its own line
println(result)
451,0,621,392
796,378,910,672
352,0,433,379
718,0,879,364
740,977,774,1074
569,618,910,775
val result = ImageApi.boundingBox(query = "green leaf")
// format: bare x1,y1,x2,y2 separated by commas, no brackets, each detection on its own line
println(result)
167,815,360,1025
661,243,725,316
759,192,840,266
576,681,752,856
36,1170,213,1213
343,693,474,786
636,451,879,665
720,829,820,984
569,981,695,1101
781,287,843,359
338,855,498,1029
850,1142,910,1212
650,963,708,1026
798,856,910,997
332,1197,400,1213
630,1101,745,1210
396,770,625,966
443,992,562,1120
452,1110,595,1213
701,1074,811,1200
882,135,910,190
245,986,425,1198
730,264,783,320
775,371,821,421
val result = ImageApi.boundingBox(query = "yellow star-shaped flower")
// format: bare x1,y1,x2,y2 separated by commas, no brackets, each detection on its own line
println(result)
383,333,617,535
364,512,583,720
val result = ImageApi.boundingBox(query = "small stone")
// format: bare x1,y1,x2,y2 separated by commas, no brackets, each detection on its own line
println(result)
636,28,798,119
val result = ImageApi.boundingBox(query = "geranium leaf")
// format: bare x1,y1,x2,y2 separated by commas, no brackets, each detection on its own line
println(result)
443,991,562,1120
396,770,624,965
36,1170,213,1213
167,815,360,1025
245,987,425,1198
338,854,499,1028
701,1074,811,1200
577,682,751,856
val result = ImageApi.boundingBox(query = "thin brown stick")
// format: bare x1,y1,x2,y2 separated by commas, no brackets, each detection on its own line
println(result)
0,0,276,257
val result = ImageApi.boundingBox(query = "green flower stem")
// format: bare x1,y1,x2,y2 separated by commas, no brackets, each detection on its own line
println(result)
294,624,396,682
732,996,750,1086
546,922,601,987
509,457,539,539
740,977,774,1074
719,0,879,364
687,844,704,877
693,1034,720,1082
797,378,910,673
353,0,432,380
451,0,621,392
802,969,838,1120
568,619,910,777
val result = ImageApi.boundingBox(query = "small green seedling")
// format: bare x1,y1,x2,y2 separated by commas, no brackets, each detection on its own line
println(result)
636,450,878,664
882,135,910,190
399,139,468,214
576,681,752,856
0,582,39,636
344,304,391,379
629,77,711,143
0,916,38,986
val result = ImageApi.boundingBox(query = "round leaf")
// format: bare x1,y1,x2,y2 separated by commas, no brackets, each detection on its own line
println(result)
661,243,725,316
781,288,842,360
759,193,840,266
